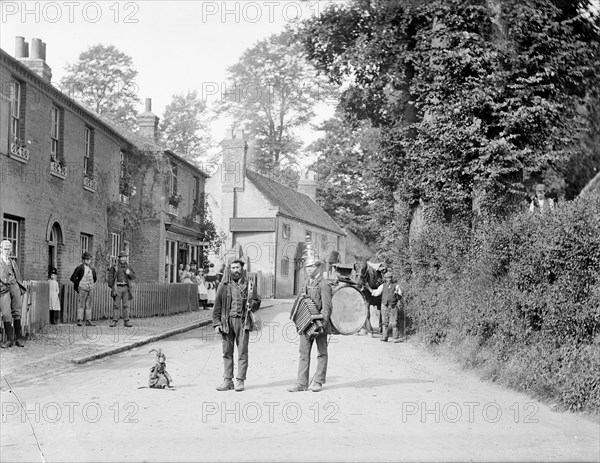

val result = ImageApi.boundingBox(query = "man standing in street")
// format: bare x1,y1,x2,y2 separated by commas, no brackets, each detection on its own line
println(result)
213,259,261,392
107,251,136,328
0,240,26,348
70,251,98,326
369,271,403,342
288,247,332,393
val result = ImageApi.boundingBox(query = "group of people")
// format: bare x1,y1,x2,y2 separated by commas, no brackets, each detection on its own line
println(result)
178,261,220,310
212,253,333,393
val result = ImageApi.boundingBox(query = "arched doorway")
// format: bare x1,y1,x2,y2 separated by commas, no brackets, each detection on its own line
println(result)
48,222,63,274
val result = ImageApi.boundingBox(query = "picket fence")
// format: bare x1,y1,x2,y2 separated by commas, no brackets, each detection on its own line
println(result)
7,272,275,335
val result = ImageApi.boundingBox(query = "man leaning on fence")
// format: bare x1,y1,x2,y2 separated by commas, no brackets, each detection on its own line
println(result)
107,251,136,328
70,251,98,327
0,240,26,348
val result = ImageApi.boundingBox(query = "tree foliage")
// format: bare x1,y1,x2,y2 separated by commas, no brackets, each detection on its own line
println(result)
308,115,381,245
160,91,210,164
61,44,140,128
300,0,600,219
219,29,333,173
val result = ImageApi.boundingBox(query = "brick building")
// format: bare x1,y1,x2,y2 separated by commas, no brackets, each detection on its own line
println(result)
0,38,208,284
206,129,346,298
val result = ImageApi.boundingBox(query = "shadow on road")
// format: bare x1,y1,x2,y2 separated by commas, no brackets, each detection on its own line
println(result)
324,377,434,390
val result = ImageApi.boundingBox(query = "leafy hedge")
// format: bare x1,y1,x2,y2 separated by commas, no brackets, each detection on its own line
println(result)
400,194,600,412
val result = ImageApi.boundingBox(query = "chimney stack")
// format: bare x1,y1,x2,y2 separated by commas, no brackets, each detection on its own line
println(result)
298,170,317,202
15,37,52,82
138,98,159,141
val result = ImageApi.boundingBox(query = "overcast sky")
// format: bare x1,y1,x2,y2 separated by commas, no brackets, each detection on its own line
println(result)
0,1,340,159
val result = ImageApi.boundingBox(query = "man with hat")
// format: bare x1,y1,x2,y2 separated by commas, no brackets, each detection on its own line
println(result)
213,259,261,392
529,183,555,214
70,251,98,326
107,251,136,327
0,240,26,348
369,271,403,342
288,245,333,392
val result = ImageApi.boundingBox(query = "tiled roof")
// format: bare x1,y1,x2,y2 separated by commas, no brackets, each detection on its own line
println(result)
245,169,344,235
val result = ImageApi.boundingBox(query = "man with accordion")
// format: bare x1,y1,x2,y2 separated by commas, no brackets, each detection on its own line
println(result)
288,246,332,393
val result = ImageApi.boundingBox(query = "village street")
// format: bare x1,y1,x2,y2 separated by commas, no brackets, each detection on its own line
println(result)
1,301,598,462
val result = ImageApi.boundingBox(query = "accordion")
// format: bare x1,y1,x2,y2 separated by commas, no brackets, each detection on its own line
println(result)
290,296,324,339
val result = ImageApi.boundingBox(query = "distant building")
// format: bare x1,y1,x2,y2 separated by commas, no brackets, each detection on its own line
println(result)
0,37,208,283
206,130,346,297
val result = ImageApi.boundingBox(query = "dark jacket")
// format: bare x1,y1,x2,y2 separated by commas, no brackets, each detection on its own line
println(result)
302,274,333,333
212,277,261,333
107,263,136,287
107,263,136,300
70,264,97,292
0,257,26,295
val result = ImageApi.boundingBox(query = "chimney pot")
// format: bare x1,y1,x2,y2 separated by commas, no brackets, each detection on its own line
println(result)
15,37,28,58
145,98,152,112
31,38,43,59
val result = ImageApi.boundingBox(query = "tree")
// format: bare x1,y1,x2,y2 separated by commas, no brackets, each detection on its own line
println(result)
160,91,210,164
300,0,600,219
60,44,140,128
308,115,380,246
219,29,334,174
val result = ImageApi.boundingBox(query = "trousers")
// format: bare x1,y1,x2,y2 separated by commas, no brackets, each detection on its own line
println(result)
221,316,249,381
0,282,22,323
297,331,328,387
112,285,130,321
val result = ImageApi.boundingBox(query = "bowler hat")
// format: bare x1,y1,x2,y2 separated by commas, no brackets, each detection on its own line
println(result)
118,251,128,258
82,251,92,260
49,267,58,275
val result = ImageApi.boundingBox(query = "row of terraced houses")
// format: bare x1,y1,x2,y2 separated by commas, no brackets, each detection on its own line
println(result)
1,37,354,300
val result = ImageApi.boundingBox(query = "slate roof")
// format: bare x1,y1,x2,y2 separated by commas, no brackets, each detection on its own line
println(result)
245,169,344,235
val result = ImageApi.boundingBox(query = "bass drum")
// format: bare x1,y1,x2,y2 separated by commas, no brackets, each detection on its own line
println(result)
330,285,368,335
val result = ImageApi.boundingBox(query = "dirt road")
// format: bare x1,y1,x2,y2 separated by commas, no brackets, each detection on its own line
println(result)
1,302,598,462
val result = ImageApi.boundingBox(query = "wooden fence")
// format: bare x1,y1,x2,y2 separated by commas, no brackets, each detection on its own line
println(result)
6,274,275,335
252,271,275,300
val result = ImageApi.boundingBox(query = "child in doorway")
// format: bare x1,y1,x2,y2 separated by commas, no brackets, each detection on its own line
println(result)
48,267,61,324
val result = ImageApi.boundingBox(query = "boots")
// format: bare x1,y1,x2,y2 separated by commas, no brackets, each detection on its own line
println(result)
380,324,389,342
1,322,14,348
85,309,95,326
13,319,25,347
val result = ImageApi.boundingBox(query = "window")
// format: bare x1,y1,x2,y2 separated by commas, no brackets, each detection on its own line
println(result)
321,234,328,250
193,176,200,203
165,239,178,283
281,257,289,277
120,150,125,180
83,127,94,175
119,150,130,201
80,233,92,256
305,230,312,242
170,165,178,195
50,106,61,161
282,223,290,240
2,217,20,259
10,81,21,140
110,233,121,261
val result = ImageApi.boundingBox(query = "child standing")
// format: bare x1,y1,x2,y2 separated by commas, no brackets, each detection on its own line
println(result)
196,268,209,310
48,267,61,325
